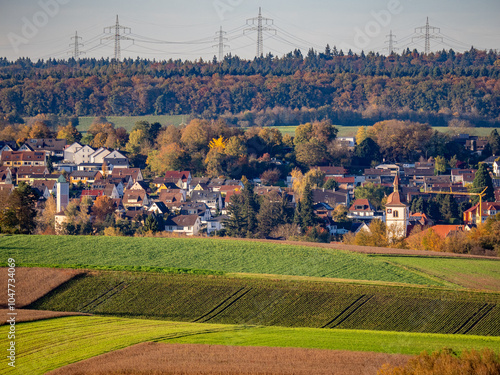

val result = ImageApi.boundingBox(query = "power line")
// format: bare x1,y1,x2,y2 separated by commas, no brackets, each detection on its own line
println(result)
102,15,134,61
69,31,84,60
385,30,397,55
244,7,277,57
413,17,442,54
213,26,229,62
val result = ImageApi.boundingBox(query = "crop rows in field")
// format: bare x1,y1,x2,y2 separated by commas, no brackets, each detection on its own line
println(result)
29,271,500,336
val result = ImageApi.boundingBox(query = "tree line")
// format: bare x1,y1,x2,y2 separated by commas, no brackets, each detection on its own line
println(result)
0,47,499,126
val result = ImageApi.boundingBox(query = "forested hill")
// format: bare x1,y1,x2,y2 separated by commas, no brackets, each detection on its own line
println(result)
0,47,499,126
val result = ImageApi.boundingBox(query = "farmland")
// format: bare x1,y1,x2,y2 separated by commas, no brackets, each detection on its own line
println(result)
75,115,497,138
0,235,444,286
377,256,500,292
2,316,500,375
47,342,410,375
77,114,187,133
29,270,500,336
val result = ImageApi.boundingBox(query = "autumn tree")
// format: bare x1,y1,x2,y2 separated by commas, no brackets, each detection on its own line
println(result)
147,142,188,175
36,195,57,234
91,195,115,222
0,182,39,234
57,123,82,144
181,119,210,153
260,168,281,185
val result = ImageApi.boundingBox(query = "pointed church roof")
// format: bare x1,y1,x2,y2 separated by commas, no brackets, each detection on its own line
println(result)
386,174,406,207
57,174,67,183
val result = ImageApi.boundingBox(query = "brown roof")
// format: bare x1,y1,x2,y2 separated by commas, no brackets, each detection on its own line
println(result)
158,190,184,204
2,151,46,162
349,198,374,212
111,168,141,181
32,180,56,190
386,191,405,207
167,214,199,227
316,166,347,176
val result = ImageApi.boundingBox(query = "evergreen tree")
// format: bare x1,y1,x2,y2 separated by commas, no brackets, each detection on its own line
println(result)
354,137,381,166
257,192,284,238
471,163,495,202
487,129,500,155
241,179,259,236
300,183,315,228
223,194,247,237
144,214,160,233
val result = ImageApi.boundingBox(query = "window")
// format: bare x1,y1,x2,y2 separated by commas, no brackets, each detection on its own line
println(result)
387,209,392,214
393,211,399,218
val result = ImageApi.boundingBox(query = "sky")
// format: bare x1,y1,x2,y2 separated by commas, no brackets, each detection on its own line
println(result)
0,0,499,62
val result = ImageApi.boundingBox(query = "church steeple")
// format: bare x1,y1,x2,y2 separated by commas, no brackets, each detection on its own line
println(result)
393,174,399,191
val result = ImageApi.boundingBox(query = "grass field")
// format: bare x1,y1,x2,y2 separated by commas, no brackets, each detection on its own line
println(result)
2,316,499,375
377,256,500,292
0,235,442,286
29,271,500,335
76,115,498,138
255,125,498,138
77,115,188,132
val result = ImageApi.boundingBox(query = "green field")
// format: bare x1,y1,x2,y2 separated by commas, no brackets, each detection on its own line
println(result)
271,125,498,138
29,271,500,335
77,114,188,132
2,316,499,375
0,235,442,286
377,256,500,292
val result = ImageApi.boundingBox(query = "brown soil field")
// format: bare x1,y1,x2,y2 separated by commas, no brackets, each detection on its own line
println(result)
0,267,85,308
0,309,87,325
47,342,410,375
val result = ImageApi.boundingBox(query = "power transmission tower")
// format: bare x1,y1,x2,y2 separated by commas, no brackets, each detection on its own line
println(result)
213,26,229,62
69,31,84,59
244,7,276,57
102,15,133,61
385,30,397,55
413,17,442,54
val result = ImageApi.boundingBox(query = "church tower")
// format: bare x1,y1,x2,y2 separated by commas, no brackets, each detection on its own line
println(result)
385,175,409,240
56,174,69,213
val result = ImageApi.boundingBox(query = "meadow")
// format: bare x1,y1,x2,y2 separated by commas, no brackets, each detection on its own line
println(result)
0,235,442,286
77,114,187,132
2,315,499,375
75,114,497,138
29,271,500,335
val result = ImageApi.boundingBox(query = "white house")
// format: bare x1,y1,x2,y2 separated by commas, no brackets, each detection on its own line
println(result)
90,147,111,163
164,214,201,236
64,142,82,162
73,145,95,164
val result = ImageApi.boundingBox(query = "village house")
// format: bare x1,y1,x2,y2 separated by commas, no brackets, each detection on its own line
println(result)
164,214,201,236
1,150,46,167
26,138,67,157
191,190,223,213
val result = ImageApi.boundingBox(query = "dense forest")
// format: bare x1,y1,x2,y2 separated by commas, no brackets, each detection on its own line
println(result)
0,47,499,126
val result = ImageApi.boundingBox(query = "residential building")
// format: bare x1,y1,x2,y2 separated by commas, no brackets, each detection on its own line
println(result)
1,151,46,167
164,214,201,235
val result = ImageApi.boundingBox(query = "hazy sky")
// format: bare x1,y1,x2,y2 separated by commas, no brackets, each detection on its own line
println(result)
0,0,499,61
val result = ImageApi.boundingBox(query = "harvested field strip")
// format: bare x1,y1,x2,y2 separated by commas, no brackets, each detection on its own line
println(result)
0,267,84,308
29,271,500,335
0,309,87,325
0,235,444,285
2,316,500,375
46,342,411,375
